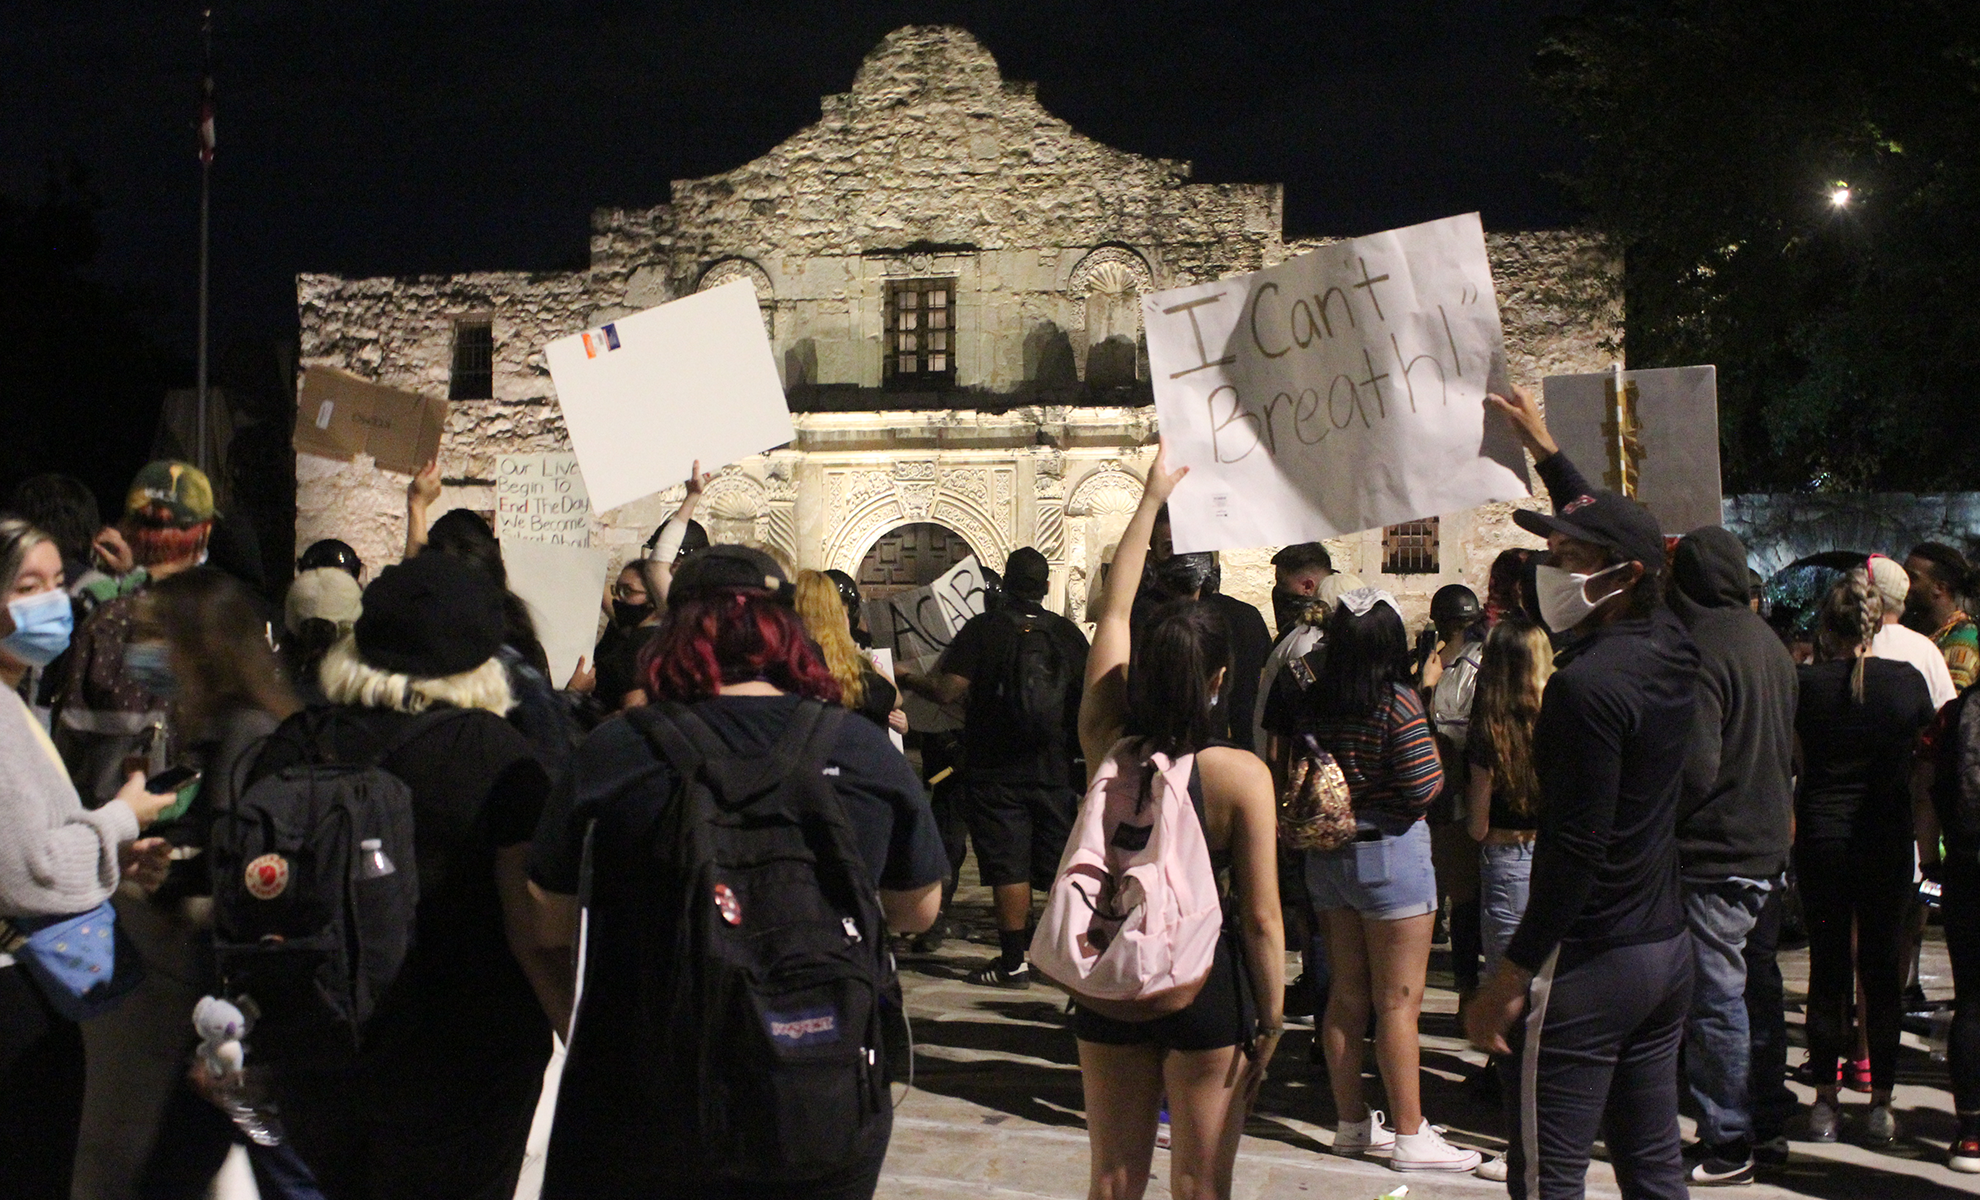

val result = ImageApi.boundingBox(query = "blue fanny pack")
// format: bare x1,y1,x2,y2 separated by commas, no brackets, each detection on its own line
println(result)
3,900,145,1022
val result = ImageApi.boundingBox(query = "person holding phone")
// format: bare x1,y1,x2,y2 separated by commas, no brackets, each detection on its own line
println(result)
0,517,175,1200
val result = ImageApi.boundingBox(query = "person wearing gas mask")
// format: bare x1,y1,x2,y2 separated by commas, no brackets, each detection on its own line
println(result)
1140,508,1271,745
1464,385,1700,1200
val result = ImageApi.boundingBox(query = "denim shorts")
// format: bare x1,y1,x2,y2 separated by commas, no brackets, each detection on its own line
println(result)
1305,819,1437,921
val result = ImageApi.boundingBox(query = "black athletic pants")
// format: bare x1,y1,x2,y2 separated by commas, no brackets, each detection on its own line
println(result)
1943,849,1980,1114
1798,837,1910,1093
0,966,84,1200
1502,934,1693,1200
1741,884,1796,1142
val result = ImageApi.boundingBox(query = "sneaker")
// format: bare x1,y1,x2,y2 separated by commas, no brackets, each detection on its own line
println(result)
1391,1123,1483,1172
1688,1153,1756,1186
1474,1155,1509,1182
1806,1100,1840,1143
1156,1105,1172,1150
1753,1136,1790,1167
1950,1134,1980,1173
909,916,952,955
963,959,1032,989
1862,1103,1899,1146
1333,1110,1396,1156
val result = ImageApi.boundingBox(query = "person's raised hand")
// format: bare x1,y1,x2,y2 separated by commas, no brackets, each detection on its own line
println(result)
565,655,596,695
1143,441,1190,507
93,527,135,576
684,460,712,497
1484,384,1558,461
408,460,442,509
120,837,173,893
114,770,177,830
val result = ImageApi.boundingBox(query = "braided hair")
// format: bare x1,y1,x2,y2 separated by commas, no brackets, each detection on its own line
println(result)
1815,568,1882,703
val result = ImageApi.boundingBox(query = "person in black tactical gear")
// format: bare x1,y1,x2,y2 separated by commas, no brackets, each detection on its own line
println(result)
899,547,1089,989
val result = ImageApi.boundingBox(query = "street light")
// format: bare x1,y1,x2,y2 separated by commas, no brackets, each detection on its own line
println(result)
1830,184,1852,207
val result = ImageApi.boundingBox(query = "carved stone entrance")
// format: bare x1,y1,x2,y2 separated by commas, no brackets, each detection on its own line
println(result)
855,521,978,600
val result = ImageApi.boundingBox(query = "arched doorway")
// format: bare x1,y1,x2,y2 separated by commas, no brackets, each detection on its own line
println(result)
857,522,977,600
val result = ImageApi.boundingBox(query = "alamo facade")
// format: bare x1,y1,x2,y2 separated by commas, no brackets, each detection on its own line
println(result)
296,25,1618,625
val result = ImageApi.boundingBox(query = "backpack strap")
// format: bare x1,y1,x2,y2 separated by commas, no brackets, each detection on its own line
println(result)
372,706,481,764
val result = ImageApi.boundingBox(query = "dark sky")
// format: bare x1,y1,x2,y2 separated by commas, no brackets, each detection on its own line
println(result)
5,1,1585,360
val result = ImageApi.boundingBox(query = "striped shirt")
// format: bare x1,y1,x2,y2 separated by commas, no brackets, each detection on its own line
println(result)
1298,682,1444,832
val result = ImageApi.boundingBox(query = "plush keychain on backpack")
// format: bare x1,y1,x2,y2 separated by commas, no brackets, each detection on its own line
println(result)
194,995,249,1079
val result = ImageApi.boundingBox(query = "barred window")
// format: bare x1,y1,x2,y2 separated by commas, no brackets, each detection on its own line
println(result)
448,318,493,400
884,279,956,387
1382,518,1440,574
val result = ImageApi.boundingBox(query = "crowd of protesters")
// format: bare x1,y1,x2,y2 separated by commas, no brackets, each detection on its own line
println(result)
6,382,1980,1200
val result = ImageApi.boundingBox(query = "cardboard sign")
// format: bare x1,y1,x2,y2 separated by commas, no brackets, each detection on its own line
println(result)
496,453,591,546
1144,213,1530,552
862,556,991,663
294,367,448,476
498,537,611,690
1544,365,1722,534
544,279,794,513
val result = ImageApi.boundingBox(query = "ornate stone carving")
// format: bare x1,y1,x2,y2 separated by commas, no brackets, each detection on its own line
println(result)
820,463,1016,576
695,257,776,336
1065,463,1145,519
1069,247,1153,337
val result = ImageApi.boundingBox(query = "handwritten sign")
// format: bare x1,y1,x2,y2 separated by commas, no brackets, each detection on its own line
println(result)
1544,365,1722,534
543,279,794,513
496,453,591,546
862,556,990,662
1144,213,1530,553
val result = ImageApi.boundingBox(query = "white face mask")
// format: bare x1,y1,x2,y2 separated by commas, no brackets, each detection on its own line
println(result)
1534,561,1631,634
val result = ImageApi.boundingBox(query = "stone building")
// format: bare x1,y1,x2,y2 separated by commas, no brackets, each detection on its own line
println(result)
296,24,1617,626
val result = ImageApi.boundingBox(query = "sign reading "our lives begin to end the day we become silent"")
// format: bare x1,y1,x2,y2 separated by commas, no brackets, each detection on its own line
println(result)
1144,213,1533,553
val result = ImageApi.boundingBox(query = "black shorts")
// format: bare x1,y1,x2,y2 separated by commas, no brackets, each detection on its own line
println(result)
961,778,1076,890
1072,934,1255,1053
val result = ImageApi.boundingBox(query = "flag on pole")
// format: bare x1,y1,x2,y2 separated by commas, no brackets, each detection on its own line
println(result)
198,76,215,165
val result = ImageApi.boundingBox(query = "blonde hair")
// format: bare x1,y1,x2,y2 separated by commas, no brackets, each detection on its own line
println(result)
794,570,866,710
1474,618,1555,818
1818,569,1883,703
319,635,514,716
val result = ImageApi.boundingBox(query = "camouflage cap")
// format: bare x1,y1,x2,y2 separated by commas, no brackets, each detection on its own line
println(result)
124,461,216,526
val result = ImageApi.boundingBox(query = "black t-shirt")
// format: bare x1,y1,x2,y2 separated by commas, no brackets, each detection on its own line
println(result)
1795,657,1935,844
939,600,1090,783
248,706,552,1054
1207,593,1272,744
596,624,660,710
853,667,898,733
1466,715,1541,832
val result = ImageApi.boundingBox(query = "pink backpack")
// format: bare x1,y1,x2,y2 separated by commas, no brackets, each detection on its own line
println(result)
1029,739,1224,1021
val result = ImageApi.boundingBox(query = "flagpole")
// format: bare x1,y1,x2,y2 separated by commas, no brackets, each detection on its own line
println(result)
195,7,213,474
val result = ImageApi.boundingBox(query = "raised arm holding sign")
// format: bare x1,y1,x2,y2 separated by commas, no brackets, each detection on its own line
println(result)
1144,213,1530,552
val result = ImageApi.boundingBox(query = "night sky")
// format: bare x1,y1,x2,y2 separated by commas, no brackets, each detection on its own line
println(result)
7,1,1584,359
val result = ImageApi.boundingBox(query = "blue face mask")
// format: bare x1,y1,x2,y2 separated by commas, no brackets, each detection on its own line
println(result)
2,589,74,668
123,642,179,698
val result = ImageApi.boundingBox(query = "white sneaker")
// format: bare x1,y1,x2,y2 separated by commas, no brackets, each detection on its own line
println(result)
1475,1155,1510,1181
1391,1122,1484,1172
1334,1109,1396,1156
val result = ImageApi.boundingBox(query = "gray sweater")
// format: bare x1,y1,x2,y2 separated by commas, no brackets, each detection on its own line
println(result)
0,686,136,922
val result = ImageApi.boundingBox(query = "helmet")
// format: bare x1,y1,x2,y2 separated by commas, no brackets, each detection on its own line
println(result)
297,538,364,581
823,568,862,615
1429,583,1481,628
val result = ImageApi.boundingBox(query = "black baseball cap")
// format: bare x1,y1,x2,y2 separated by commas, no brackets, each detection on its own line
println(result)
1513,489,1666,574
666,544,793,607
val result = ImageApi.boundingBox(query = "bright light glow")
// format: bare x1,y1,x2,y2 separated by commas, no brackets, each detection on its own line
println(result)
1830,186,1852,207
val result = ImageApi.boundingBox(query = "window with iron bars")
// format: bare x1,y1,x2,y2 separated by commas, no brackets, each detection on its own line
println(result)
884,279,956,387
448,318,494,400
1381,518,1440,574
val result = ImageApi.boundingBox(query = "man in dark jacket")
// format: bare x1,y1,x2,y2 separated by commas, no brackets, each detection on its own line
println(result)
1668,527,1798,1183
1466,386,1699,1200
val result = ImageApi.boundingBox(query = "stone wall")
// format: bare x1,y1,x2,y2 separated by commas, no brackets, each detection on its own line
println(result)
1725,493,1980,578
296,24,1617,634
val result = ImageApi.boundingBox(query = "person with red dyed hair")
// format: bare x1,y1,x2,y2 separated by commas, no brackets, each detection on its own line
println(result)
52,462,217,805
526,545,946,1200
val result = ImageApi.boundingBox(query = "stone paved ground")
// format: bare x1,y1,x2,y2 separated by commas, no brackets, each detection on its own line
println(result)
876,872,1980,1200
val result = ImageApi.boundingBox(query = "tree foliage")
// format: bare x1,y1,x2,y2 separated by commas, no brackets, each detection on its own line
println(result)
1534,0,1980,491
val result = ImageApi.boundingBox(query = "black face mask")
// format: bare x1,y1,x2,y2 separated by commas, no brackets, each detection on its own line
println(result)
1271,589,1307,633
612,599,653,629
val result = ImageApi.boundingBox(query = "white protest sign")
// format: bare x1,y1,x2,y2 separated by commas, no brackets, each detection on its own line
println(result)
499,537,611,690
1544,365,1722,534
496,453,591,546
865,647,905,752
1145,213,1530,552
544,279,794,513
862,556,990,662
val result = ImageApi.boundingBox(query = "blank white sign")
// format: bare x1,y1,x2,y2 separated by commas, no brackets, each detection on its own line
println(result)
500,537,611,690
544,279,794,513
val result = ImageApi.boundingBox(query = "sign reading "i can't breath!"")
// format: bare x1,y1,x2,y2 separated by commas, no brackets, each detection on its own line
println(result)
1144,213,1532,552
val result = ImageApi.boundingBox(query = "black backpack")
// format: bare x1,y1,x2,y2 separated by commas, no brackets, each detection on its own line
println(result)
993,609,1074,744
210,707,468,1068
611,699,895,1183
